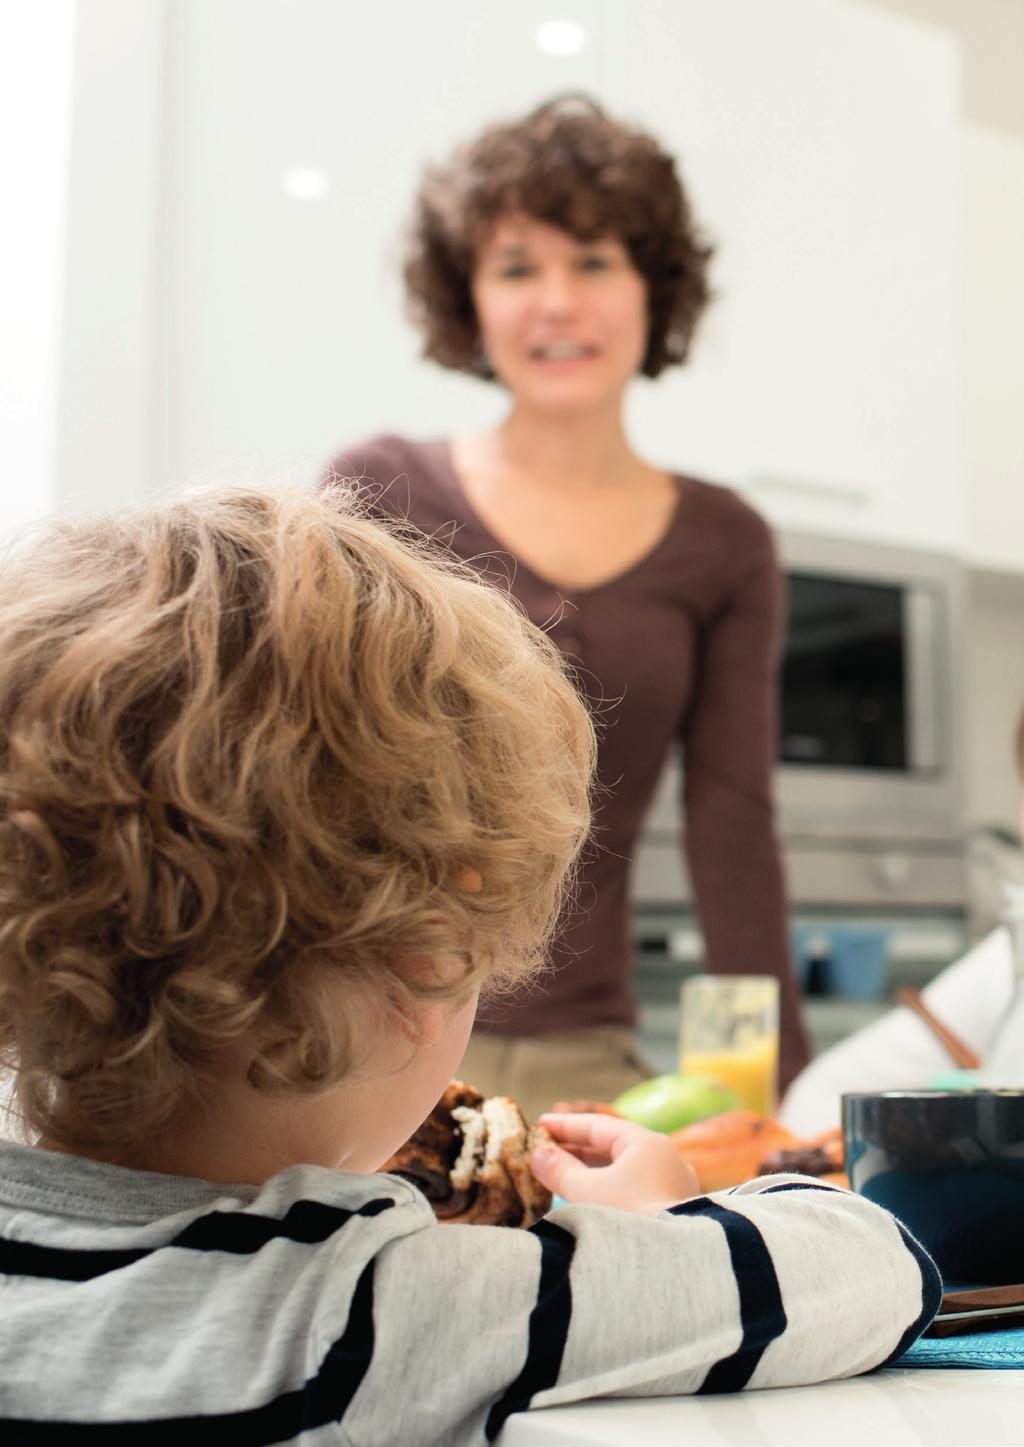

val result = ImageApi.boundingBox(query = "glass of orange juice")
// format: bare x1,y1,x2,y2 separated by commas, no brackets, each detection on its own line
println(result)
678,975,779,1115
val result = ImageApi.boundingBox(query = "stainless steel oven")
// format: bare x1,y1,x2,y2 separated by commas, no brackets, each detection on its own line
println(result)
776,530,964,844
782,571,939,774
634,529,966,913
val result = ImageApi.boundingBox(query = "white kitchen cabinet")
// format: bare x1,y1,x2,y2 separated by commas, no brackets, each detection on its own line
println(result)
609,0,964,553
962,125,1024,576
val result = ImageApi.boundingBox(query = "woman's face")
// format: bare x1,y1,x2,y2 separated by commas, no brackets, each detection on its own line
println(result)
471,214,648,416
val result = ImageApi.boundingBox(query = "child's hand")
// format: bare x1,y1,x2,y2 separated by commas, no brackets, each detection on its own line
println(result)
531,1112,699,1214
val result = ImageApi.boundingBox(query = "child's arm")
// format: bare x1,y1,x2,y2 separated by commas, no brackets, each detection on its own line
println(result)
333,1120,940,1447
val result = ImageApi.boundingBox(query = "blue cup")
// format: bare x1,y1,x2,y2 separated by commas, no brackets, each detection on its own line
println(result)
824,925,890,1000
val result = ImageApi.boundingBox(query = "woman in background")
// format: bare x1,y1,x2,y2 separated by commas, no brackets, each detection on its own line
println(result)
327,96,810,1118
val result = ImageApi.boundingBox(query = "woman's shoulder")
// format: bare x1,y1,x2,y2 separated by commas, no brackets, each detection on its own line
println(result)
323,432,444,488
321,433,454,524
676,477,769,555
671,471,777,572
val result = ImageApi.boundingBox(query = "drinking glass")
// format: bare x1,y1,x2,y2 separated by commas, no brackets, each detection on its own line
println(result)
679,974,780,1115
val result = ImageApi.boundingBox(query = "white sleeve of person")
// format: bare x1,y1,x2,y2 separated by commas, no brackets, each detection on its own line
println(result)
779,926,1012,1137
339,1174,939,1446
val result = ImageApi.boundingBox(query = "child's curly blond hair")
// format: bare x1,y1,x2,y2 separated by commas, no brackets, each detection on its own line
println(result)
0,483,594,1152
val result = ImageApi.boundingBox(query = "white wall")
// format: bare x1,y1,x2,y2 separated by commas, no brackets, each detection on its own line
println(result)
958,124,1024,846
52,0,164,513
964,570,1024,832
140,0,964,554
0,1,76,535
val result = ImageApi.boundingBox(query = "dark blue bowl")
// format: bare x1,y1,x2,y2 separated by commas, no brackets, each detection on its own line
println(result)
842,1089,1024,1284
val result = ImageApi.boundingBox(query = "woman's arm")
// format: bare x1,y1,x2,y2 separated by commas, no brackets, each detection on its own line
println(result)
680,522,810,1089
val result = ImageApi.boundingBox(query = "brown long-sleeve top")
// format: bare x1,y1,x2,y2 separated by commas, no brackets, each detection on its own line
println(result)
324,435,809,1084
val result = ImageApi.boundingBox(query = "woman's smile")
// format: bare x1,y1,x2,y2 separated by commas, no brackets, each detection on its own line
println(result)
528,340,600,367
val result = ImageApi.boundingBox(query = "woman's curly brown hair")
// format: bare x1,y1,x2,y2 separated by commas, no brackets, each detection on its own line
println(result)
405,94,714,380
0,484,594,1153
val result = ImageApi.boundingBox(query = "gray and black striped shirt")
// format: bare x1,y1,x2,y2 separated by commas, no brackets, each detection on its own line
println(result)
0,1140,939,1445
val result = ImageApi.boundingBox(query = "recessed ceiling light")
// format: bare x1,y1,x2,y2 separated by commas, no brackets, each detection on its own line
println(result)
535,20,587,56
283,168,329,201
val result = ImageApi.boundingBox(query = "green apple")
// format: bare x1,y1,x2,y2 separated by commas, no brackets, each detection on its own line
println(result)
612,1073,740,1133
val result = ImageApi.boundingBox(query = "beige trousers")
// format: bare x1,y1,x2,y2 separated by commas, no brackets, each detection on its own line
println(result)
456,1028,655,1124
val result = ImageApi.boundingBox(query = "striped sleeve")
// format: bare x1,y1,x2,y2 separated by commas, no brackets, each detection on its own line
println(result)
335,1174,940,1445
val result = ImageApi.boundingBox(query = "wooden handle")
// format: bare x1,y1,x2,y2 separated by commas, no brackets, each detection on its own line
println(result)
895,986,981,1070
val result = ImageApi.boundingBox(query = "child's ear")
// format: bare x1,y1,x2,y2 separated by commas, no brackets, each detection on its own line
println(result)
414,1003,446,1048
396,1001,445,1048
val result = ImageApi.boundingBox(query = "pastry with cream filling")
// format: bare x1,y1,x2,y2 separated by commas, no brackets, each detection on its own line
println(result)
382,1080,552,1227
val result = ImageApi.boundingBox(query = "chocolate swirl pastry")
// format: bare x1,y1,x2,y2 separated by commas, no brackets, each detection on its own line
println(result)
382,1080,552,1227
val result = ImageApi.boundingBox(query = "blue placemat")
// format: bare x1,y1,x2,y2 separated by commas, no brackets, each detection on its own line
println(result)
895,1326,1024,1370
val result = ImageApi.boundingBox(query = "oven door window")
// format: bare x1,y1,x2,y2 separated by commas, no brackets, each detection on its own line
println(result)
781,573,907,771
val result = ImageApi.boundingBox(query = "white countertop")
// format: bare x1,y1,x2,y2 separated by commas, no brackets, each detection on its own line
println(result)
497,1368,1024,1447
